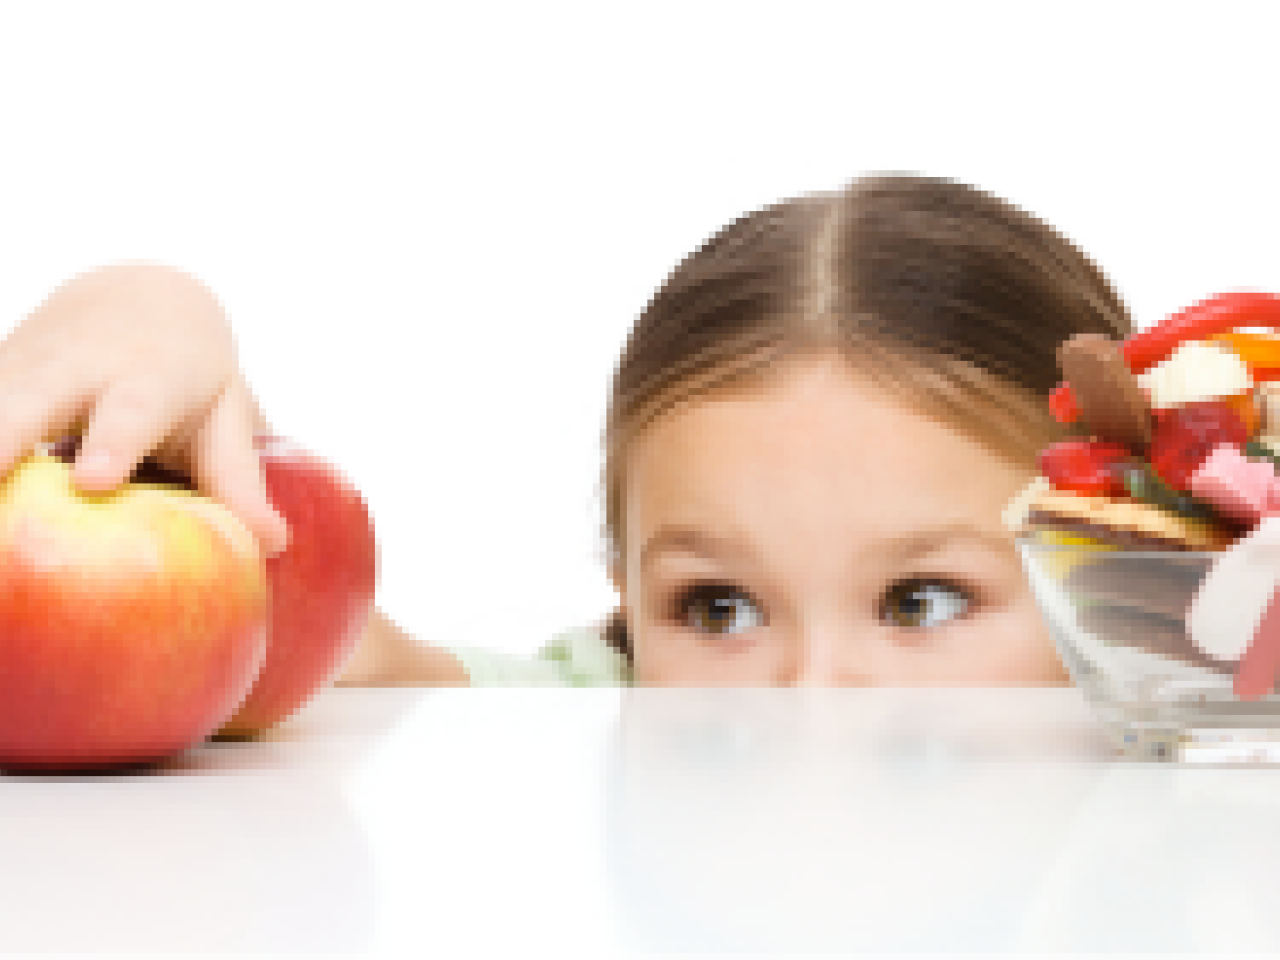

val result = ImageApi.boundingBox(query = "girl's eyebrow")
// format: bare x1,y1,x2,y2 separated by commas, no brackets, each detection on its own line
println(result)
878,525,1016,562
639,523,1012,572
640,526,750,573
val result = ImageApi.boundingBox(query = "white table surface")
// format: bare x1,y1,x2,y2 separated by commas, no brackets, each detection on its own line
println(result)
3,685,1280,955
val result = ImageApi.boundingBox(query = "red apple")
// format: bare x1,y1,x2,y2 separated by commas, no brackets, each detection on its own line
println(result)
0,451,270,772
214,434,377,738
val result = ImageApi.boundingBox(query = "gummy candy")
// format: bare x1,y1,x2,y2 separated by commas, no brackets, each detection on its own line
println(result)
1213,330,1280,370
1038,439,1132,498
1223,390,1261,437
1149,400,1249,491
1116,461,1221,523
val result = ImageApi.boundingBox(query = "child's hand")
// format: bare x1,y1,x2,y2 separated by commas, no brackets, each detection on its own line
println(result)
0,263,290,557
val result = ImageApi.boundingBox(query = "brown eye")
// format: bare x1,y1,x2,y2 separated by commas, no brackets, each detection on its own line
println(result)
675,583,763,635
880,578,972,629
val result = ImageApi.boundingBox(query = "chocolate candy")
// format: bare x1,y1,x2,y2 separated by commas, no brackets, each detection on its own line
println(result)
1058,333,1153,453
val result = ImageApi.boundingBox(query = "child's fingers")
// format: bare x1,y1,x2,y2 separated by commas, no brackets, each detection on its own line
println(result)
186,380,291,558
70,379,182,494
0,376,97,481
52,373,288,560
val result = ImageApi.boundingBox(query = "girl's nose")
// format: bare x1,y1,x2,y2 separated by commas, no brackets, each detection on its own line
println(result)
781,624,873,687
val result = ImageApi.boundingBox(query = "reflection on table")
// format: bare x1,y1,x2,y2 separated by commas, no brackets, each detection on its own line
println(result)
5,685,1280,953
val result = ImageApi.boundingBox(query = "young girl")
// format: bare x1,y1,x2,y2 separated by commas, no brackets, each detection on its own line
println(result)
0,174,1131,687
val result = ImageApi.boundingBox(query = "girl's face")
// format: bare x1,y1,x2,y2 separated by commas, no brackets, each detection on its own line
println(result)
613,354,1068,686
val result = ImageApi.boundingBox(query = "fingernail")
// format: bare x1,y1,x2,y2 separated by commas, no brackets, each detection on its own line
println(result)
75,450,115,483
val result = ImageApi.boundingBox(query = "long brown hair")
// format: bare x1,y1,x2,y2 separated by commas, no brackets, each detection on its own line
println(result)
601,174,1131,660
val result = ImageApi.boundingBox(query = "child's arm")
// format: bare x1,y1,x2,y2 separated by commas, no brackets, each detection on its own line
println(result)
0,262,469,686
332,608,470,686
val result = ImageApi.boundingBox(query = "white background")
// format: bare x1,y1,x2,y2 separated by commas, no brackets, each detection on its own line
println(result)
0,1,1277,657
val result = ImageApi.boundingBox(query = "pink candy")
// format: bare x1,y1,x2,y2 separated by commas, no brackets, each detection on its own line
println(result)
1187,444,1280,527
1235,584,1280,700
1187,446,1280,697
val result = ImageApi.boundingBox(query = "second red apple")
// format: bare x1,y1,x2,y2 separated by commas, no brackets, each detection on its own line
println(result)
216,435,378,738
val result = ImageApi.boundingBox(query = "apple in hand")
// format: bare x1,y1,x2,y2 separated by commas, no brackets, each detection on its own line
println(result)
214,434,377,738
0,449,270,772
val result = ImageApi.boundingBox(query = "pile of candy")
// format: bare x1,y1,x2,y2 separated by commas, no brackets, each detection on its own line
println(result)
1011,291,1280,699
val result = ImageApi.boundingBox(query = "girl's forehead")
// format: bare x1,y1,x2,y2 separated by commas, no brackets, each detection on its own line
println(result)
623,357,1032,557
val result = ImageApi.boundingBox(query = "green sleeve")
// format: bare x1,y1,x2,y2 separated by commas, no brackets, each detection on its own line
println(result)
446,624,632,687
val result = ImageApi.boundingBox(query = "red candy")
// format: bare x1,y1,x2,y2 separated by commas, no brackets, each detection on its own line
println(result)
1049,292,1280,414
1038,439,1133,497
1148,400,1249,491
1122,291,1280,374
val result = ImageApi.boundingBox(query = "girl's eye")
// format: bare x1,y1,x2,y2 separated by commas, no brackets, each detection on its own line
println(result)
879,578,973,629
674,583,763,635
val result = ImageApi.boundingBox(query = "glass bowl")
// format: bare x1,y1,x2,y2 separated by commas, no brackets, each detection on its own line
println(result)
1018,535,1280,764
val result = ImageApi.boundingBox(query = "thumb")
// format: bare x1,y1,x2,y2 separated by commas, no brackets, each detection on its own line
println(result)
192,383,291,559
